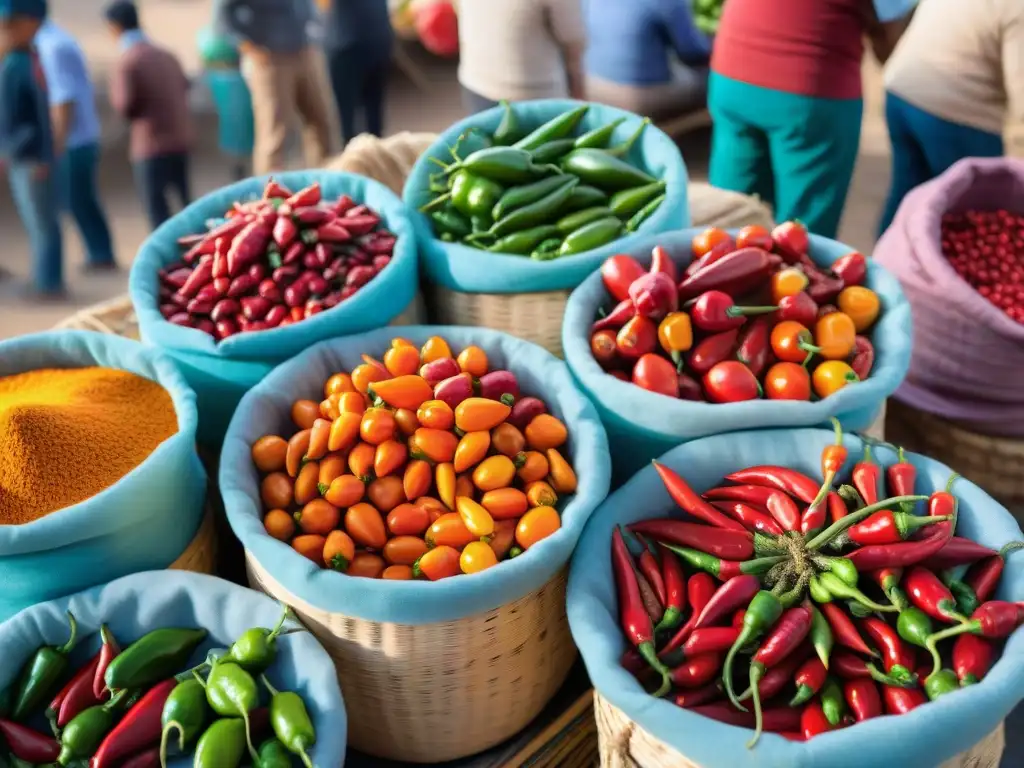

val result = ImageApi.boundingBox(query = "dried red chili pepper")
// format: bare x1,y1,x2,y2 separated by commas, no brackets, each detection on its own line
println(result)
630,518,755,560
710,500,784,537
843,679,882,721
0,719,60,762
634,565,664,624
790,657,828,705
669,652,722,689
851,445,880,506
724,466,819,504
90,678,177,768
820,603,877,657
886,447,916,497
964,542,1024,602
882,685,926,714
650,463,748,532
953,633,994,685
905,565,969,624
923,537,1000,570
655,545,687,633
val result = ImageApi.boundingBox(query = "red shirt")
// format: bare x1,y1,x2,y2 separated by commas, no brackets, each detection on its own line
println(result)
711,0,868,100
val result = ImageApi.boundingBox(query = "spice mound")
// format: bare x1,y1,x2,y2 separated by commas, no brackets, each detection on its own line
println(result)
0,367,178,524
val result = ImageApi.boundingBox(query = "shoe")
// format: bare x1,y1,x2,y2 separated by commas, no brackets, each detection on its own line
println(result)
81,261,120,274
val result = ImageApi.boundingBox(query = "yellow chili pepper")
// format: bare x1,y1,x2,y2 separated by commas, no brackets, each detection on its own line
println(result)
436,462,456,509
657,312,694,366
837,286,881,332
814,312,857,360
770,267,809,304
812,360,860,398
455,496,495,537
460,541,498,574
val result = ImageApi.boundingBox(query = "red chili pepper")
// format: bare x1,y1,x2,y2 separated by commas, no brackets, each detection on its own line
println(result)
634,565,664,624
801,500,827,536
682,627,742,657
651,463,749,533
688,291,777,333
831,650,917,687
791,657,828,705
710,500,784,537
630,519,755,560
669,652,722,689
806,269,846,304
630,272,678,321
313,222,353,244
923,537,1001,571
592,298,636,332
850,336,874,380
333,194,357,216
677,247,776,301
747,606,813,746
601,253,647,302
860,617,916,674
882,685,927,714
820,603,877,657
57,654,104,727
684,238,735,277
771,220,810,263
612,527,671,695
93,625,121,699
843,679,882,721
660,572,718,656
762,492,800,533
672,681,722,708
831,251,867,285
847,510,952,547
691,574,761,632
886,447,916,497
272,214,299,249
690,702,802,733
851,445,880,506
687,327,740,375
800,700,835,739
91,678,178,767
211,237,230,280
634,535,667,607
285,182,321,208
775,291,818,327
752,644,811,704
616,315,658,360
227,219,273,277
649,244,677,282
905,565,969,624
119,747,162,768
820,417,848,488
735,317,772,377
965,542,1024,602
703,484,778,509
724,466,819,504
870,567,909,610
177,258,214,300
47,649,101,724
827,492,847,524
263,178,293,199
655,545,687,633
953,633,994,685
0,720,60,762
732,609,746,627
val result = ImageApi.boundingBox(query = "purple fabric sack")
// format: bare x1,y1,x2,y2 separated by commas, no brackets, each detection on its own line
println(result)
875,157,1024,436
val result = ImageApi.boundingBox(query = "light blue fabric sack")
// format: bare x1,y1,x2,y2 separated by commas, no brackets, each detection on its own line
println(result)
221,326,610,623
568,429,1024,768
0,331,206,623
563,229,912,485
403,99,689,294
130,171,419,445
0,570,346,767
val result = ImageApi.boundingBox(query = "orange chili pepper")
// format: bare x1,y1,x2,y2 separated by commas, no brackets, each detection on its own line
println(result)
427,513,476,549
370,375,434,410
814,312,857,360
291,400,320,430
318,453,347,491
325,372,355,397
360,408,397,445
420,336,453,363
415,496,447,524
348,552,386,578
416,399,454,431
770,267,810,304
294,461,320,506
263,509,295,542
454,431,491,473
322,529,355,571
374,439,408,477
456,496,495,537
412,428,458,463
383,535,429,566
382,564,414,580
383,344,421,377
455,472,475,500
351,362,389,394
285,429,310,477
324,474,366,508
472,455,516,491
391,336,416,349
488,519,518,560
292,534,326,566
403,459,432,501
516,506,561,549
770,320,821,364
524,480,558,508
319,395,340,420
413,545,461,581
296,498,340,535
460,541,499,574
657,312,694,366
436,462,456,508
837,286,881,332
457,345,489,377
454,397,512,432
328,412,361,452
524,414,568,451
546,449,578,494
813,360,859,398
337,392,368,415
367,475,405,513
387,503,430,536
345,502,388,549
491,423,526,457
348,442,376,481
517,451,549,484
480,488,529,520
393,408,419,436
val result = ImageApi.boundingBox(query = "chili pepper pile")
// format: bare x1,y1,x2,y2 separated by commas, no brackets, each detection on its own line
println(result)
419,103,666,259
591,222,881,402
611,420,1024,747
941,209,1024,324
157,178,396,340
252,334,577,580
0,605,320,767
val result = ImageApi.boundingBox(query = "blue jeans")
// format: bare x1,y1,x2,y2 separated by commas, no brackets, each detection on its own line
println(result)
58,143,115,266
133,152,191,231
879,91,1004,236
8,161,63,293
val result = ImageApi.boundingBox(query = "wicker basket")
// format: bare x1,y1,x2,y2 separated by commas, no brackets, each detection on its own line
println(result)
885,399,1024,523
325,132,438,196
245,553,578,763
168,505,218,574
54,295,140,339
593,693,1005,768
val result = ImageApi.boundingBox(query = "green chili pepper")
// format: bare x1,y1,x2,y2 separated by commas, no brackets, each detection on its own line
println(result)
262,677,316,768
529,138,576,164
561,148,656,190
492,100,523,145
159,677,210,765
531,238,564,260
721,591,785,709
435,147,559,184
193,719,248,768
626,194,666,232
475,177,578,240
604,118,650,157
227,607,294,674
924,669,960,701
104,628,207,692
430,209,471,239
488,225,561,255
450,171,504,219
556,206,615,235
201,662,259,760
561,184,609,213
817,572,895,614
58,690,128,764
896,606,934,649
608,181,667,218
942,572,980,616
820,677,846,725
471,215,492,235
256,738,294,768
11,612,78,722
808,605,834,669
449,128,492,161
491,175,572,221
808,574,832,603
513,105,589,151
557,216,623,256
574,117,627,149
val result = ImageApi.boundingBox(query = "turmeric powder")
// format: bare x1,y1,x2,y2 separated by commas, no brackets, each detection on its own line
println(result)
0,367,179,525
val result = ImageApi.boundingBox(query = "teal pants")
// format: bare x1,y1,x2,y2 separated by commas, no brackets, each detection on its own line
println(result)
707,73,863,239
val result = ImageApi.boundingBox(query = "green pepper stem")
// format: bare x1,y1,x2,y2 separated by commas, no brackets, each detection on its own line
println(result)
243,709,258,763
790,685,815,706
161,720,185,766
260,674,280,698
267,605,294,643
925,622,978,678
192,669,207,689
419,193,451,214
58,611,78,655
999,541,1024,559
868,662,916,688
298,747,314,768
746,663,766,749
654,606,683,635
637,642,672,698
806,495,929,550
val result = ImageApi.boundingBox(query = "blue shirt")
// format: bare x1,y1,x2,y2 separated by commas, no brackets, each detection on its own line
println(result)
34,22,102,150
874,0,917,22
322,0,392,53
0,49,52,163
583,0,710,86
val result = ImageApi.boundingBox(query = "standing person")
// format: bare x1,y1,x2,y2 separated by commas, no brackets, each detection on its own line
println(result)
878,0,1024,235
35,19,117,272
104,0,193,231
213,0,335,174
321,0,393,148
198,25,254,181
457,0,587,114
707,0,916,239
0,0,64,298
583,0,710,119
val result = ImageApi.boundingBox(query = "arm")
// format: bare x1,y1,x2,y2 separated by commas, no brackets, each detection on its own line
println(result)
544,0,587,99
660,0,711,66
1002,9,1024,122
865,0,916,64
38,43,79,158
108,58,138,120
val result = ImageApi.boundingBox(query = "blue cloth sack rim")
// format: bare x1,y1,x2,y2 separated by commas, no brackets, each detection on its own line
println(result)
403,99,689,293
567,428,1024,768
221,326,611,624
130,170,418,361
0,570,346,768
0,330,204,556
562,230,912,438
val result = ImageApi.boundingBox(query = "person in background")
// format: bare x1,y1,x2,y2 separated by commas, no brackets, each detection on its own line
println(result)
707,0,916,239
878,0,1024,235
583,0,710,119
0,0,64,298
457,0,587,114
35,18,117,272
213,0,335,174
105,0,193,231
321,0,393,149
197,25,254,181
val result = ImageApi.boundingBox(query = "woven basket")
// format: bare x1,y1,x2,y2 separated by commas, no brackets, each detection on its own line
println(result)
54,295,140,339
593,693,1005,768
245,553,577,763
168,505,218,574
885,399,1024,523
324,132,438,196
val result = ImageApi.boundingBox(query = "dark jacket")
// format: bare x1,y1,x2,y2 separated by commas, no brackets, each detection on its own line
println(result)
213,0,317,53
322,0,393,52
0,49,52,163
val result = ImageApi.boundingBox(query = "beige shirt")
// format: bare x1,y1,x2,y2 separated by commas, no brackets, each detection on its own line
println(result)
457,0,586,101
884,0,1024,135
